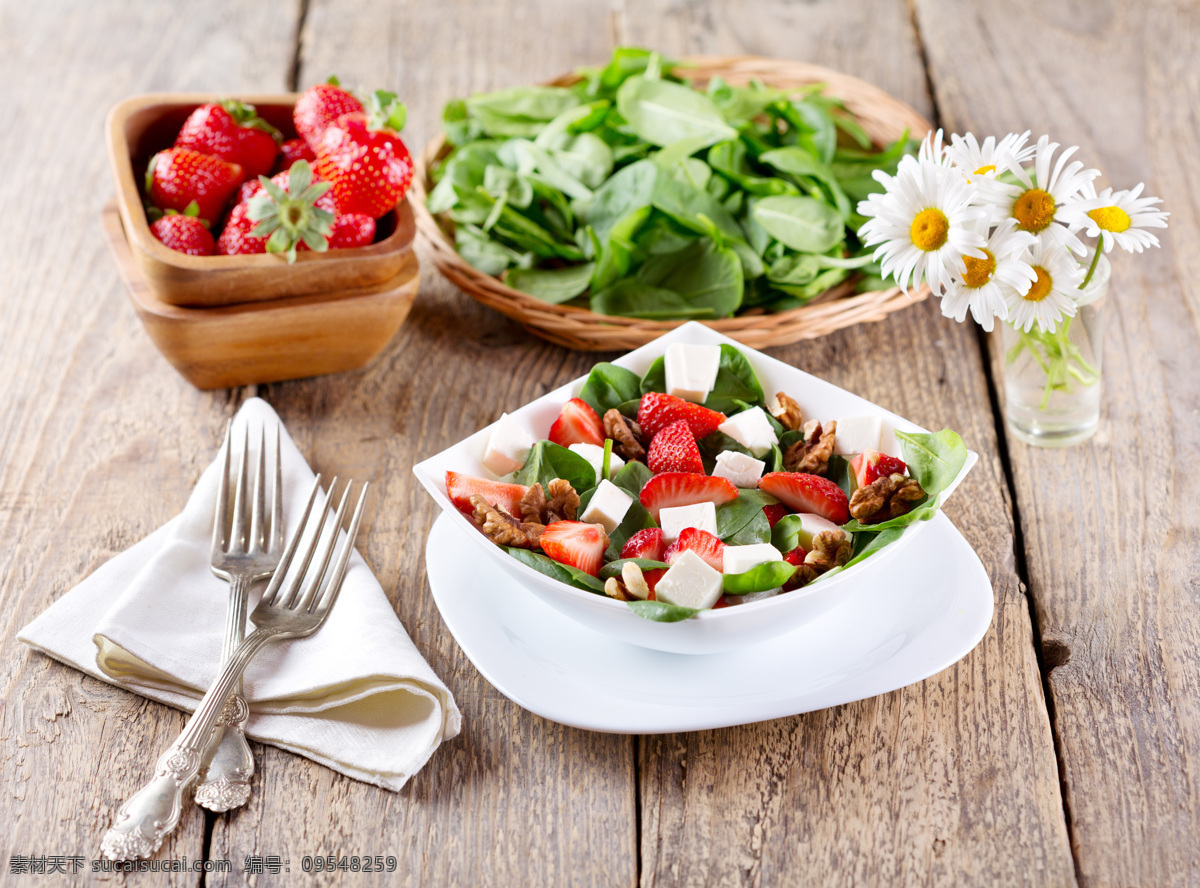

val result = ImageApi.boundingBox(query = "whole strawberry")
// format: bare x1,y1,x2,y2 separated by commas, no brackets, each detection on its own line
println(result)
329,213,376,249
146,147,244,223
276,137,316,173
245,160,335,263
216,202,268,255
315,113,412,219
175,100,281,180
294,80,364,149
150,211,214,256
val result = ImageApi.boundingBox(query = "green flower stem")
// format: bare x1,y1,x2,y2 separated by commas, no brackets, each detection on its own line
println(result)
1079,234,1105,289
1008,319,1100,410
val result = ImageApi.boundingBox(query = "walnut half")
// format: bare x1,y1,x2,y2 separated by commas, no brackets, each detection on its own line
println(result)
604,409,646,463
471,495,544,549
783,420,837,476
519,480,579,525
849,474,926,524
770,391,804,432
786,529,852,590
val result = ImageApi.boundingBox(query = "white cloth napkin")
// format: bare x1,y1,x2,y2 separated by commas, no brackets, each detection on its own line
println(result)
18,397,460,792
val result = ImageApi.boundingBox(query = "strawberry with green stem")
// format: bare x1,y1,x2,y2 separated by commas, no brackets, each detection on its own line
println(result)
245,160,335,263
146,147,244,223
149,201,213,256
174,100,281,180
315,90,412,219
294,78,365,149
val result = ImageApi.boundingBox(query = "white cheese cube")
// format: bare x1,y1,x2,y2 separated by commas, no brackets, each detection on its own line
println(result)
568,443,625,478
712,450,765,488
664,343,721,403
717,406,778,457
654,550,725,610
580,480,634,533
726,588,782,605
833,415,883,456
659,501,718,543
482,413,536,477
722,543,783,575
790,513,845,551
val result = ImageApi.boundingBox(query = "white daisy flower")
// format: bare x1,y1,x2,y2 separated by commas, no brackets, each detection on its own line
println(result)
1060,182,1169,253
946,130,1035,182
940,220,1038,332
1002,238,1085,333
858,154,987,293
987,135,1099,254
917,129,950,166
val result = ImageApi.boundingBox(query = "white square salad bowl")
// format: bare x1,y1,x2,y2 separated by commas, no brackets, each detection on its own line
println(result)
414,323,977,655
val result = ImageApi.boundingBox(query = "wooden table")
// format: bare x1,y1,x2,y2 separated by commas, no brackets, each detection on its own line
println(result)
2,1,1196,885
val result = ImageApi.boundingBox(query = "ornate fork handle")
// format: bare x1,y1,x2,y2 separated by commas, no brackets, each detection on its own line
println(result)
195,574,254,812
100,627,278,861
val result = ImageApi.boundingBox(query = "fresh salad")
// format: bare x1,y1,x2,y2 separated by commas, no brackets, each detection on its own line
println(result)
446,343,967,622
427,47,916,319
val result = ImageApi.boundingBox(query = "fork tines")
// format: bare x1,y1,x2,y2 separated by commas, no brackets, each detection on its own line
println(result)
262,476,369,616
212,420,283,558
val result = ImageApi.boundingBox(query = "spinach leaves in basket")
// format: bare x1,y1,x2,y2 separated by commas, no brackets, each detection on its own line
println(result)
427,47,915,320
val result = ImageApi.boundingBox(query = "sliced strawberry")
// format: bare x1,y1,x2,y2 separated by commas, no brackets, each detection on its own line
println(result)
647,420,704,474
639,472,738,523
540,521,610,577
445,471,528,516
621,527,666,562
759,472,850,525
762,503,789,528
637,392,726,439
548,398,604,448
782,546,807,566
644,568,665,599
664,527,725,572
851,450,909,488
711,596,731,609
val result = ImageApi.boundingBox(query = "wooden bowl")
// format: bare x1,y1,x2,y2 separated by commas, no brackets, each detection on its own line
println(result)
105,92,415,308
413,56,934,352
101,201,418,390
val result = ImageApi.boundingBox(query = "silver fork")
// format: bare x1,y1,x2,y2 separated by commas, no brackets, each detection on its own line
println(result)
100,475,369,861
195,421,283,813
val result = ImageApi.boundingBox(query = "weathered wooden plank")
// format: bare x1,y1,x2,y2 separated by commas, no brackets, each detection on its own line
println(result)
0,1,296,885
207,3,639,886
612,1,1076,885
914,1,1200,885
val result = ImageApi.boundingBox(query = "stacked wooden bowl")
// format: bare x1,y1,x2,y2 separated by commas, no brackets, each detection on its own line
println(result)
103,94,419,390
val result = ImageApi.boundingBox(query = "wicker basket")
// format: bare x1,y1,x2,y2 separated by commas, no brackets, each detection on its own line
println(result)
412,55,933,351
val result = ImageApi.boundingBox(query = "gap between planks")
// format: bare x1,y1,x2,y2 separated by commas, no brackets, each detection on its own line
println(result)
906,0,1082,879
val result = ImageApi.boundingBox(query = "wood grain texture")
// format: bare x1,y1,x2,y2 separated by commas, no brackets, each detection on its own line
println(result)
0,1,294,885
615,1,1075,885
207,2,639,886
914,1,1200,885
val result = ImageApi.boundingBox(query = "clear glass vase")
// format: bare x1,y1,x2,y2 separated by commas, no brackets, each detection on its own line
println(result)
997,255,1110,447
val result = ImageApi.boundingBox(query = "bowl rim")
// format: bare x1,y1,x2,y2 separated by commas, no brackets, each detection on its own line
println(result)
104,91,414,273
412,322,978,625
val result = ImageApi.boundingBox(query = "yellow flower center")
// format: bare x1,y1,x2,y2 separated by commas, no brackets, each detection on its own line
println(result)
961,249,996,289
1087,206,1132,233
910,208,950,251
973,164,997,176
1024,266,1053,302
1013,188,1057,232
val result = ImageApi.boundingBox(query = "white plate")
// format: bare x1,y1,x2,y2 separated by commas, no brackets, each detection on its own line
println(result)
425,509,994,733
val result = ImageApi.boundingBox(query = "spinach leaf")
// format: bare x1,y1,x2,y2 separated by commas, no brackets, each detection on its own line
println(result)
507,263,595,304
627,600,700,622
723,561,796,594
651,169,745,243
635,241,744,318
752,195,844,253
828,455,855,500
616,76,737,149
703,344,766,412
600,558,670,580
455,224,527,276
505,547,605,593
771,513,806,553
709,140,798,197
639,356,666,395
715,493,774,545
515,441,597,492
612,459,653,498
591,279,715,320
579,362,643,416
698,430,753,462
583,159,657,244
844,527,904,568
591,204,654,291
